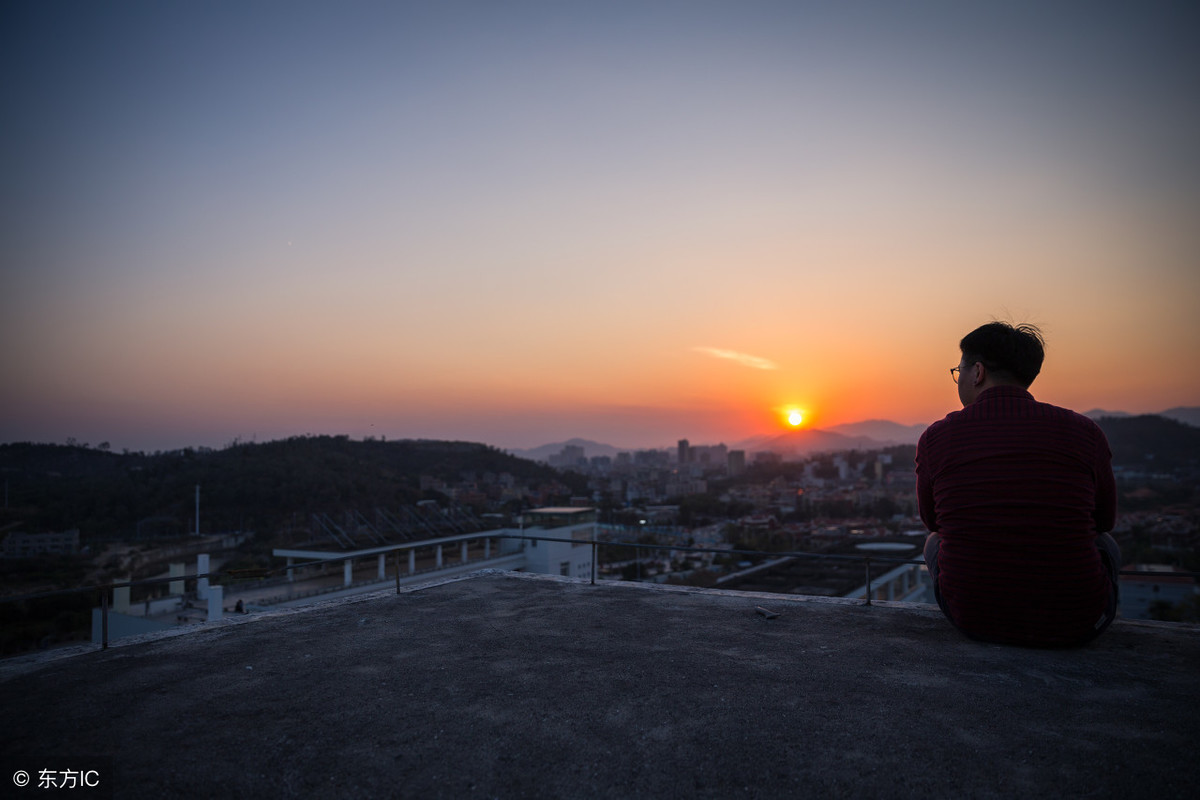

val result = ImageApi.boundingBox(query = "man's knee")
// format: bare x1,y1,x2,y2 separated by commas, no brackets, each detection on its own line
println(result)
922,533,951,619
1096,532,1121,601
1096,532,1121,569
924,532,942,580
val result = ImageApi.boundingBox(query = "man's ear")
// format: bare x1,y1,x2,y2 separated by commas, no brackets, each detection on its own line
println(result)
972,361,987,386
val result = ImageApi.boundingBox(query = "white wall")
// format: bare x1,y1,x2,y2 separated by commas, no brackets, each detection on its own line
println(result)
521,522,595,581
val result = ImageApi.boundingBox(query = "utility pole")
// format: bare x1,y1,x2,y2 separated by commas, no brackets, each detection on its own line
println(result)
195,485,200,537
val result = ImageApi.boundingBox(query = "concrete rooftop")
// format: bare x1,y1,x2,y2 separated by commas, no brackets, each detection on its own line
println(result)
3,571,1198,799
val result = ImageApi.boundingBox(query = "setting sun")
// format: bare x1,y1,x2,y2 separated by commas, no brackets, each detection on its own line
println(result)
787,410,804,427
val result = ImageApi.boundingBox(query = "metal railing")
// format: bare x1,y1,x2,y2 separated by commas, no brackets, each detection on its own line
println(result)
2,532,1196,652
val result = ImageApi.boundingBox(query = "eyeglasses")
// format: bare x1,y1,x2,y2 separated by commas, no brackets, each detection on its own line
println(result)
951,361,1000,384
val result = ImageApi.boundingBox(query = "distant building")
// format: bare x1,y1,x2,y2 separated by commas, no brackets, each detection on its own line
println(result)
678,439,690,466
833,456,852,481
634,450,670,468
549,445,586,469
665,477,707,497
2,529,80,559
689,444,728,467
728,450,746,477
517,507,597,580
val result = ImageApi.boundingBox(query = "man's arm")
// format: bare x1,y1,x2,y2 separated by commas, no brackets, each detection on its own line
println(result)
915,436,938,532
1093,432,1117,533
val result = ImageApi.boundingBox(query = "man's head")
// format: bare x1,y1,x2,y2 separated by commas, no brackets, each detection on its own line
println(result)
956,322,1045,406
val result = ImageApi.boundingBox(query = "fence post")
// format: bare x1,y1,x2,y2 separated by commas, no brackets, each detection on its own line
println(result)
864,559,872,606
101,587,109,649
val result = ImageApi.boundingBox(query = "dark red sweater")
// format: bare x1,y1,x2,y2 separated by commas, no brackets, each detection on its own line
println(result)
916,386,1116,646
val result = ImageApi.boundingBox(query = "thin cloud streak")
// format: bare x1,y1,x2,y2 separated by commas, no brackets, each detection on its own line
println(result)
693,347,778,371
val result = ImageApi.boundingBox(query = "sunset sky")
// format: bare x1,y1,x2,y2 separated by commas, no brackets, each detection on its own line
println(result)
3,1,1198,452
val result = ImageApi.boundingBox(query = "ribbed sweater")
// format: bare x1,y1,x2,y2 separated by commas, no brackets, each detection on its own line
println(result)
916,386,1116,646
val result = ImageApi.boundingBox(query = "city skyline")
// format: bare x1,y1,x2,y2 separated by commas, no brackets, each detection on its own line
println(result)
3,2,1198,454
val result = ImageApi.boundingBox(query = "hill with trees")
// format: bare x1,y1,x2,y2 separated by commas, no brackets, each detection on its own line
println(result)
0,436,585,543
1095,415,1200,473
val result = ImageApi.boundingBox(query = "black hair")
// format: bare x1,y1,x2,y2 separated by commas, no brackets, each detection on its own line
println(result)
959,322,1045,387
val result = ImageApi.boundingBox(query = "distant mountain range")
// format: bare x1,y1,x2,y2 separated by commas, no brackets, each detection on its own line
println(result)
511,408,1200,462
1086,406,1200,427
509,438,628,463
732,423,922,459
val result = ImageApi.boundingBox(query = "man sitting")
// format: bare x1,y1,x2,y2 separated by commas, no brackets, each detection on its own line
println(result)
916,322,1121,647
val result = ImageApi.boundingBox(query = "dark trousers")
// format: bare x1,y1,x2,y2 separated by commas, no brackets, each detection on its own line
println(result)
924,531,1122,643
